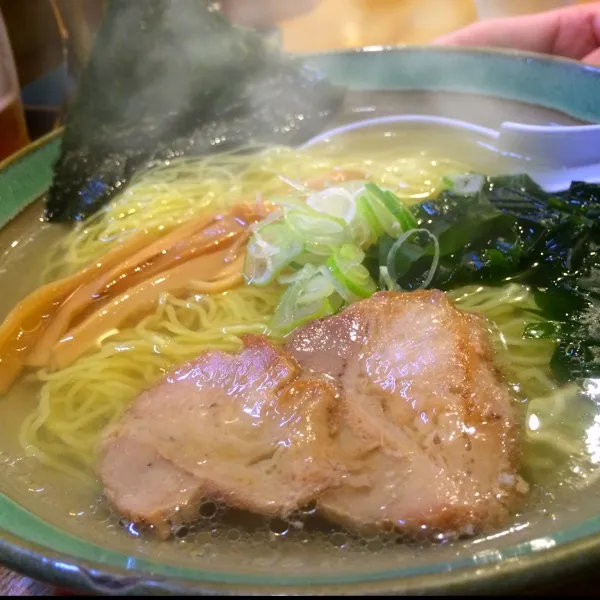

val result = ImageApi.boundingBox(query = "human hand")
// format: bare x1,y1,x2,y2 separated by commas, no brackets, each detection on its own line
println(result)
432,1,600,66
220,0,319,29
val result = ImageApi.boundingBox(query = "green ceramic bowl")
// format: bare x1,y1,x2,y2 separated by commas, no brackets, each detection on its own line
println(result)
1,47,600,596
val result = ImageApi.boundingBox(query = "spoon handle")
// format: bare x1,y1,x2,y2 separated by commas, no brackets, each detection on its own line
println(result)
500,121,600,168
528,163,600,193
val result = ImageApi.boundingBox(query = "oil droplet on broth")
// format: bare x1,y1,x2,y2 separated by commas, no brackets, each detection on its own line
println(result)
268,517,289,537
174,525,190,539
199,501,218,519
329,531,348,548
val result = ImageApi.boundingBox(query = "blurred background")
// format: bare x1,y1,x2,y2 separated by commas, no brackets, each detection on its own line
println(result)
0,0,594,162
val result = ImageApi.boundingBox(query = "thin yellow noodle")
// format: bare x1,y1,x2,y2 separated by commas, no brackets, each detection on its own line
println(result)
527,431,582,455
19,285,283,476
451,286,599,478
510,355,555,367
520,368,558,392
40,146,470,280
21,148,591,488
448,284,557,401
22,277,558,479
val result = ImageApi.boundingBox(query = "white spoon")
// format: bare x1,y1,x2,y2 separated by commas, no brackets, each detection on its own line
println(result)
300,115,600,193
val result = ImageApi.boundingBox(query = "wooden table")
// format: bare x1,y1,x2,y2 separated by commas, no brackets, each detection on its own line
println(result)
0,0,596,595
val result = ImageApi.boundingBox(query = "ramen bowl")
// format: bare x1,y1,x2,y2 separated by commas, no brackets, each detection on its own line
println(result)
1,47,600,596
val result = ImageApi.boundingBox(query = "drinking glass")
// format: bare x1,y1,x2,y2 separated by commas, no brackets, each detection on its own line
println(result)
0,10,29,161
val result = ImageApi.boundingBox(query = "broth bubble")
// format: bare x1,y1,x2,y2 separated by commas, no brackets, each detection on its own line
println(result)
269,518,289,536
329,531,348,548
199,501,218,519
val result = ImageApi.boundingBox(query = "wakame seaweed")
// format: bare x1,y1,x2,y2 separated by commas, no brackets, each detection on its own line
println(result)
46,0,344,222
373,175,600,382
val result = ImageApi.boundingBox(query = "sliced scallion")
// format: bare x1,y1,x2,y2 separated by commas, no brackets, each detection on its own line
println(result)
244,221,303,286
386,228,440,291
326,244,377,301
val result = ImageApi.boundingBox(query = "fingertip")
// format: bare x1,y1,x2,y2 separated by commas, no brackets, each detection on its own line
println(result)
583,47,600,68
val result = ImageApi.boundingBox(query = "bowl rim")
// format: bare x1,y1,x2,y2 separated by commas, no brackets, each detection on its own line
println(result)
296,41,597,69
1,44,600,595
3,521,600,596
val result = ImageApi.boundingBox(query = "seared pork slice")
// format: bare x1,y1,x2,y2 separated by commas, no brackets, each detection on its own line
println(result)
286,290,522,536
99,434,202,539
99,335,341,537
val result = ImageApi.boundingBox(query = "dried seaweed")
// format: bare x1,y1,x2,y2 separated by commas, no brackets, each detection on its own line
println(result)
46,0,344,222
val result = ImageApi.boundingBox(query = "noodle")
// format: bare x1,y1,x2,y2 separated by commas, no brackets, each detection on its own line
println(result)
448,284,598,479
42,145,469,280
20,279,558,479
448,283,557,400
19,285,283,477
20,146,586,488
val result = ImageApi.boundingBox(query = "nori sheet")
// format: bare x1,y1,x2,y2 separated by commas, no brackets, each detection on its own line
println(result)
46,0,344,222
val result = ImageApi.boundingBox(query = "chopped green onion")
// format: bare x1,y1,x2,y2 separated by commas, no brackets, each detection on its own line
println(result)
326,244,377,301
379,266,398,291
442,173,486,195
306,187,357,224
289,252,325,266
375,188,418,233
244,221,303,286
271,196,313,214
362,187,401,237
277,263,325,286
276,265,310,285
361,183,417,237
296,270,336,305
349,215,374,249
356,194,383,244
247,182,421,300
286,209,350,252
386,228,440,291
268,264,338,336
249,208,284,234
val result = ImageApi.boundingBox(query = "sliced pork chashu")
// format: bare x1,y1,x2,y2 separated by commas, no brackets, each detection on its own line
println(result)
99,335,341,537
286,290,522,535
99,290,523,539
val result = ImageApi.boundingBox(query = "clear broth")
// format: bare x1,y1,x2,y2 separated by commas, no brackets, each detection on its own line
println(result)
1,97,600,576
